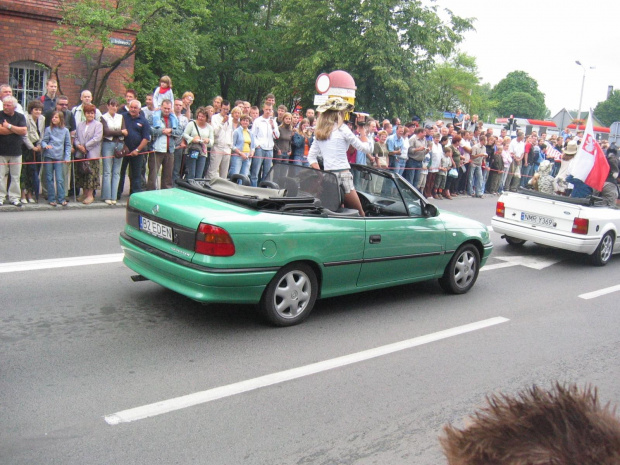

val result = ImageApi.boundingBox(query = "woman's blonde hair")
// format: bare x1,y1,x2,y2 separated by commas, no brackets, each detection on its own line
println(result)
280,112,293,130
315,110,343,141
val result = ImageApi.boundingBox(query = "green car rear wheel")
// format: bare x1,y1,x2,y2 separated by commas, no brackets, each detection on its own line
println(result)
260,263,318,326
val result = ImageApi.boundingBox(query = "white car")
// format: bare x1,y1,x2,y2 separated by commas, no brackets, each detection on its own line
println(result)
491,188,620,266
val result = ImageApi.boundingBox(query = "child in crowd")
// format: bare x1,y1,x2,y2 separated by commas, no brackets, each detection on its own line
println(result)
434,145,453,199
41,111,72,206
153,76,174,111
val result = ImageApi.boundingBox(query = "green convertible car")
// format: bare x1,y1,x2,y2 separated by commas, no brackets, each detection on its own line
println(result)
120,163,492,326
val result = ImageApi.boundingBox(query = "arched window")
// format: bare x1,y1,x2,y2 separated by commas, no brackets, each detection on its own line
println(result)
9,61,49,109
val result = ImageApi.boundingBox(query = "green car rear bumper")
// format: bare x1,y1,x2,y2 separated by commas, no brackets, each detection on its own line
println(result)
120,233,277,304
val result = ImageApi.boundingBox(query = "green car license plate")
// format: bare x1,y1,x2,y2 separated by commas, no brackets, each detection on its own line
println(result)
140,216,173,241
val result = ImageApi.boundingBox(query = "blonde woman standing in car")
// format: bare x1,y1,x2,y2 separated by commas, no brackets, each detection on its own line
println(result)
307,97,372,216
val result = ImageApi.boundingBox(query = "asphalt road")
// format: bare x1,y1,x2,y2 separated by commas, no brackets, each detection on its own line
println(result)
1,197,619,464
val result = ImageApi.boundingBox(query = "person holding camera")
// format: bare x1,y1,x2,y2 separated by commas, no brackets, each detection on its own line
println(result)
291,118,313,167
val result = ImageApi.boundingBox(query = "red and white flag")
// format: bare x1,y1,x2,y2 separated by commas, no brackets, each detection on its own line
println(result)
545,145,562,162
569,109,609,191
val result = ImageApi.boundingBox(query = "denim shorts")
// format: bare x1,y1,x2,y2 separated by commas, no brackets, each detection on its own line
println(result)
333,170,354,194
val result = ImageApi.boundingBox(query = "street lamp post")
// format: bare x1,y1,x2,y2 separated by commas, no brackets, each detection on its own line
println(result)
575,60,595,130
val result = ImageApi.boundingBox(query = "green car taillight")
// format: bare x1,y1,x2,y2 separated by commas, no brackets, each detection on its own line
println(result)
195,223,236,256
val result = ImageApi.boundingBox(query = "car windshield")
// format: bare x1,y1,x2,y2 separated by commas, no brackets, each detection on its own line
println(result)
350,164,424,217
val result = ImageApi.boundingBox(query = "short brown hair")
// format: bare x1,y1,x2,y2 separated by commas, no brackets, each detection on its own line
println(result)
440,383,620,465
195,106,211,123
82,103,96,114
28,99,43,113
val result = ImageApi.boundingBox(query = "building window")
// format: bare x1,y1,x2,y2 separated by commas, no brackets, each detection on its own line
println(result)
9,61,49,109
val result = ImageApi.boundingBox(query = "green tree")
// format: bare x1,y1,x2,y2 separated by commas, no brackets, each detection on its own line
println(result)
277,0,473,118
495,91,543,120
425,53,480,113
492,71,547,119
135,0,290,108
55,0,204,105
594,90,620,127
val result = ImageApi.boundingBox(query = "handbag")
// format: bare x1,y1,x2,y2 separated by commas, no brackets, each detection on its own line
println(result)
448,168,459,178
377,156,388,168
187,121,204,158
78,159,91,175
114,145,130,159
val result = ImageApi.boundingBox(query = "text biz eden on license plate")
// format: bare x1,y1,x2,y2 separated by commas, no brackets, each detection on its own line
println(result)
521,212,554,227
140,216,173,241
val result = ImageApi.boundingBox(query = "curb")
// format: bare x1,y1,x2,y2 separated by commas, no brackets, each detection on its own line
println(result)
0,199,128,212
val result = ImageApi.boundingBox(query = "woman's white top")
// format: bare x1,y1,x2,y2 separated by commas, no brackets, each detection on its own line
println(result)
307,123,372,171
101,113,123,141
430,141,443,172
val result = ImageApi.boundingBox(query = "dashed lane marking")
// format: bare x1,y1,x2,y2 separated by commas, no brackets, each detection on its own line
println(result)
0,254,123,273
579,284,620,300
104,317,510,425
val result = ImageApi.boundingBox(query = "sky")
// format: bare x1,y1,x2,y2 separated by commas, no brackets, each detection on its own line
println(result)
432,0,620,118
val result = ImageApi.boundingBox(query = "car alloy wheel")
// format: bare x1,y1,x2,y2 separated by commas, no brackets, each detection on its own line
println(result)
260,263,318,326
439,244,480,294
590,232,614,266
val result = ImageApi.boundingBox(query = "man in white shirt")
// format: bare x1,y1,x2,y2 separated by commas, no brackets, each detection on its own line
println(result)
505,130,525,191
250,103,280,187
71,90,102,123
0,85,24,114
208,100,234,181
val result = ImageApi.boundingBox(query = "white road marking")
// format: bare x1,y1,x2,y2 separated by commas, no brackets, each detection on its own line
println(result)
493,255,562,270
579,284,620,300
480,262,518,271
104,317,510,425
0,254,123,273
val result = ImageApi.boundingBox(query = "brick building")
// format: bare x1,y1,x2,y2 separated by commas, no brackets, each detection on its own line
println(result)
0,0,137,109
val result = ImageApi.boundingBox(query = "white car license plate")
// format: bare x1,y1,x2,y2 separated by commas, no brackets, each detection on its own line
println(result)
140,216,173,241
521,212,554,227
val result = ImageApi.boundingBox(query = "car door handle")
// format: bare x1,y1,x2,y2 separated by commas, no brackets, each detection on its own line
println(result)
369,235,381,244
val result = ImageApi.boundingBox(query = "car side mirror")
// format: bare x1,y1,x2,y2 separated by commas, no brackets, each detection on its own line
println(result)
423,203,438,217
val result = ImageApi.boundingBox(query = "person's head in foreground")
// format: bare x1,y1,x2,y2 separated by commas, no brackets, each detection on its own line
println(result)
440,383,620,465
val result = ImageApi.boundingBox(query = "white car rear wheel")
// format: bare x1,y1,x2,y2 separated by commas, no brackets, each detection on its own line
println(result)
590,232,614,266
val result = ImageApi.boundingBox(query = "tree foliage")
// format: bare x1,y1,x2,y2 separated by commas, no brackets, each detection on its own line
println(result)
492,71,547,119
56,0,474,116
424,53,480,113
55,0,205,105
594,90,620,127
278,0,474,118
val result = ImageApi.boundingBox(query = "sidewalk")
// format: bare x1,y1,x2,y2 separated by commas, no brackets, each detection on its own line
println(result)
0,196,128,212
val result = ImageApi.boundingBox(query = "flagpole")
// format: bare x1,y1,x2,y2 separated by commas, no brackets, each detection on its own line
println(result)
575,61,595,130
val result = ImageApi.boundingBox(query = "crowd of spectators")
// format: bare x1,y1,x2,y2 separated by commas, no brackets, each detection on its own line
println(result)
0,80,618,208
